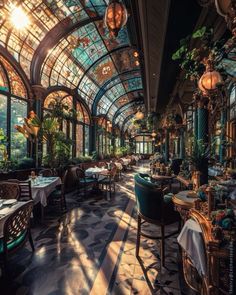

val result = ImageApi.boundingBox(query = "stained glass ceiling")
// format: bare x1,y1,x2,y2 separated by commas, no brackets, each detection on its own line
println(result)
0,0,144,126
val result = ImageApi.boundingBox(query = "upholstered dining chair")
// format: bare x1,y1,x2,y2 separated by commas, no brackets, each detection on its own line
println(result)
98,165,117,199
0,182,21,200
134,173,181,267
0,200,34,275
76,167,97,197
49,170,68,212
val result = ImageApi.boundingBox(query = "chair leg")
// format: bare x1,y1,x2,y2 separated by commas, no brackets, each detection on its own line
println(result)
136,215,141,258
161,225,165,267
28,230,35,251
109,182,112,199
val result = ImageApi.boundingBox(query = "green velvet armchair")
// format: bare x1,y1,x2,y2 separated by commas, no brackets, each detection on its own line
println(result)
134,173,180,267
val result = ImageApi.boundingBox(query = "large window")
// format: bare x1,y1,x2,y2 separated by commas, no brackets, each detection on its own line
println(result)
43,90,90,158
134,135,153,154
0,56,28,160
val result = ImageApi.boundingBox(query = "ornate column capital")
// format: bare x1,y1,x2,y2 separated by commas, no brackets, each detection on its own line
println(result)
31,84,47,101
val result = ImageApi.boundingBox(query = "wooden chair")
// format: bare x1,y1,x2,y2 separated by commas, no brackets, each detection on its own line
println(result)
76,167,97,198
7,179,32,201
134,173,181,268
98,165,117,199
49,170,68,212
0,182,20,200
0,200,34,275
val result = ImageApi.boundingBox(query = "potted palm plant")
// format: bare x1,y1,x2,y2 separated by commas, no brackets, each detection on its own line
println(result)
190,139,211,185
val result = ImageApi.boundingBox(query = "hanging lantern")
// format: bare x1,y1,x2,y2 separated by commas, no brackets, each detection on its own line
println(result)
135,110,144,120
198,58,222,94
151,131,157,137
104,0,128,38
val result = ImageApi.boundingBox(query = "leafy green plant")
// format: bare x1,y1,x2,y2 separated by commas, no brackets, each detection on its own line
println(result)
172,26,225,80
190,139,211,170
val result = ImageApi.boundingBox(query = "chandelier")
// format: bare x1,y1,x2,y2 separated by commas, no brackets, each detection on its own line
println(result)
104,0,128,38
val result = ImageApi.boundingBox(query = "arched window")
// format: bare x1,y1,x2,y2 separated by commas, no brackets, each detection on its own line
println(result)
43,90,90,157
0,55,28,160
96,116,111,156
134,135,153,155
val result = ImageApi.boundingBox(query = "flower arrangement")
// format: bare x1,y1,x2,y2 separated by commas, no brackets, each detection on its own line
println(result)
211,209,235,230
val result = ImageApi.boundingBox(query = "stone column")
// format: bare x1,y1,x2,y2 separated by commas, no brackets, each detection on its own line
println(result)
31,85,47,168
90,116,98,155
196,98,209,185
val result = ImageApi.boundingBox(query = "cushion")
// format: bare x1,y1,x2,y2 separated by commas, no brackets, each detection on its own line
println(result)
50,190,61,197
80,178,96,184
163,193,174,203
0,230,27,253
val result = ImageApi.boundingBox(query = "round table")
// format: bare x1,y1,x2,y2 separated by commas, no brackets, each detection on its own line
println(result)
172,190,198,220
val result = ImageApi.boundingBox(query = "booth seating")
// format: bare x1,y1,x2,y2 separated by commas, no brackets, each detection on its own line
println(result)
134,173,180,267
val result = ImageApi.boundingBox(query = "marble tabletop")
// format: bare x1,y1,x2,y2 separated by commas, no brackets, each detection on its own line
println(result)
172,190,198,209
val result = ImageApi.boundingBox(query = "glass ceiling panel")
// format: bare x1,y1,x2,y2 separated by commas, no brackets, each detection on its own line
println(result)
78,76,100,108
0,0,108,77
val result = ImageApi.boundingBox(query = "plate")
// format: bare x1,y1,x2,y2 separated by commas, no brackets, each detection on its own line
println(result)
2,199,17,206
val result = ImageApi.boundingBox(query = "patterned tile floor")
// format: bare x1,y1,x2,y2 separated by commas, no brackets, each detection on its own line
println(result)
0,163,184,295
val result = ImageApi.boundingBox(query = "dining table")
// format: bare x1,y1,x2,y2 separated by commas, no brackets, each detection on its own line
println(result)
31,176,61,222
85,167,108,181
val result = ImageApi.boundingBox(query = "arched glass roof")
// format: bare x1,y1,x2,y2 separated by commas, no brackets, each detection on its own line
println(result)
0,0,144,130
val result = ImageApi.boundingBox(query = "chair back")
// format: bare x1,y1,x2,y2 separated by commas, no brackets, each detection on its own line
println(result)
3,200,33,245
39,169,54,177
75,167,85,179
0,182,20,200
97,162,107,168
7,179,32,201
134,174,164,221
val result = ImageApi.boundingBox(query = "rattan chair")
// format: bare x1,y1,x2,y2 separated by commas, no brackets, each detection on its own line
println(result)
0,182,21,200
0,200,34,275
98,165,117,199
49,170,68,212
7,179,32,201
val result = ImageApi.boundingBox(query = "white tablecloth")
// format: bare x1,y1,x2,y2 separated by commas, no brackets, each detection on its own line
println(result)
85,167,108,181
31,177,61,207
177,218,207,277
0,201,28,238
114,162,123,170
120,158,131,166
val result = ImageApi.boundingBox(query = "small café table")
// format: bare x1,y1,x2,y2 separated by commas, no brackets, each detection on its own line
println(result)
172,190,198,221
85,167,108,181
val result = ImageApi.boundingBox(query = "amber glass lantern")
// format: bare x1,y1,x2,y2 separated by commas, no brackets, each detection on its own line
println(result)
135,110,144,120
104,0,128,37
198,58,222,94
